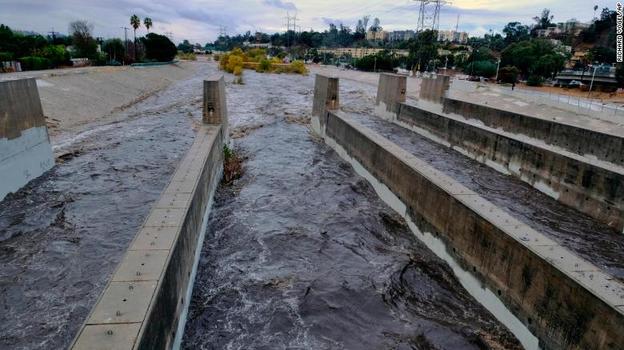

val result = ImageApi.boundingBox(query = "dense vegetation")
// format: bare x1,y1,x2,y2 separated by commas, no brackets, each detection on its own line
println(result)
1,15,175,72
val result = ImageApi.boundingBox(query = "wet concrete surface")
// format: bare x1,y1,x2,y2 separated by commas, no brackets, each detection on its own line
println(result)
0,64,213,349
338,80,624,281
181,71,521,349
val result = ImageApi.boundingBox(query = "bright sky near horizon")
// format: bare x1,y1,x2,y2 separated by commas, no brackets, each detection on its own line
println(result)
0,0,615,44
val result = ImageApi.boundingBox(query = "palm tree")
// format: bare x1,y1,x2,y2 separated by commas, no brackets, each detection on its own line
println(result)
130,14,140,60
144,17,153,33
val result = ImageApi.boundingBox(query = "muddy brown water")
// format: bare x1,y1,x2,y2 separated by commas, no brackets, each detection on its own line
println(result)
181,71,521,349
338,80,624,282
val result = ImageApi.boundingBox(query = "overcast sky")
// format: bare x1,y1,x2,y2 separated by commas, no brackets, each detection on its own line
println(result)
0,0,615,44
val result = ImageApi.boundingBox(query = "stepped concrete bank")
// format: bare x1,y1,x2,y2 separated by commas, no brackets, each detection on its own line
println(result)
375,74,624,233
397,103,624,233
0,78,54,201
313,75,624,350
70,76,227,350
442,97,624,167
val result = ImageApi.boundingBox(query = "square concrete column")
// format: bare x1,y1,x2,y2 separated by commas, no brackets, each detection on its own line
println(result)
203,75,228,128
419,74,450,104
376,73,406,116
312,75,339,134
312,75,339,118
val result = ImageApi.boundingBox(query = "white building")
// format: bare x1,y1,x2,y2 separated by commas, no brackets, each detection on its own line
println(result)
389,30,415,42
437,30,469,44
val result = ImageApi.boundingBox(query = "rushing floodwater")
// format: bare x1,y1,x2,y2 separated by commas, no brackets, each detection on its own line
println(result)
181,70,521,349
0,62,211,350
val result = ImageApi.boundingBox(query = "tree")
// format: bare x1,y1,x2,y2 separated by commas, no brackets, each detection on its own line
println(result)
69,20,98,59
533,9,554,30
501,39,567,79
408,30,438,72
130,14,141,60
177,39,193,53
144,17,153,32
102,38,125,63
370,18,382,32
141,33,176,62
503,22,530,44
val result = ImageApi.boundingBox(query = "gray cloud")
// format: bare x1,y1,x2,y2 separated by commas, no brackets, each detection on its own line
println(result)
263,0,297,11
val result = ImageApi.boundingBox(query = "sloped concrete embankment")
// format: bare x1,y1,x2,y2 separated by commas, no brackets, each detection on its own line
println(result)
0,78,54,201
0,62,198,137
70,76,227,350
312,75,624,350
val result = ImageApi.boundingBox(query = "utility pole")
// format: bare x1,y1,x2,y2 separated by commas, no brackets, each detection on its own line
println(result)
284,12,292,47
121,27,129,65
48,29,59,43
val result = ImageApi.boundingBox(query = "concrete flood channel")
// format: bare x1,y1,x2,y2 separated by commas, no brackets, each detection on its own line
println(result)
1,63,621,349
0,64,209,349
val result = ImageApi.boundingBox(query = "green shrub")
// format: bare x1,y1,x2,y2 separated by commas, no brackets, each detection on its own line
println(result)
141,33,177,62
177,52,197,60
0,51,14,62
465,60,497,77
256,58,272,72
498,65,520,84
41,45,69,67
19,56,51,70
526,74,544,86
288,60,307,75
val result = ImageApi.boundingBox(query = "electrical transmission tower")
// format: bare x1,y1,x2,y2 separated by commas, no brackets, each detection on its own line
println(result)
414,0,451,33
218,26,227,38
284,12,298,47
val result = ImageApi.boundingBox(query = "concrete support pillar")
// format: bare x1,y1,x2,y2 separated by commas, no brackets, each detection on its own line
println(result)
203,75,228,126
376,73,406,117
0,78,54,201
312,75,339,134
419,74,450,104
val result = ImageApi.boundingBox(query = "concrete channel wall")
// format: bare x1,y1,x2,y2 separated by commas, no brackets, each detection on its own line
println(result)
70,76,227,350
319,111,624,350
442,97,624,167
396,103,624,233
0,78,54,201
313,75,624,350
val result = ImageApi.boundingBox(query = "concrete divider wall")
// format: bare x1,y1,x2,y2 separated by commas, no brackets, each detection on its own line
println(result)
321,109,624,350
397,103,624,233
0,78,54,200
442,97,624,167
71,77,227,350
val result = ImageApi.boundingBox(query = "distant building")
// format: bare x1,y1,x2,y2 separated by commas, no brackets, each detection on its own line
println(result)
557,19,590,34
243,42,272,49
366,30,389,41
389,30,415,42
437,30,469,44
318,47,409,59
535,27,562,38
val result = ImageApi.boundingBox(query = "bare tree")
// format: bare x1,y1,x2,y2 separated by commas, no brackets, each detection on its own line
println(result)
69,20,97,58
